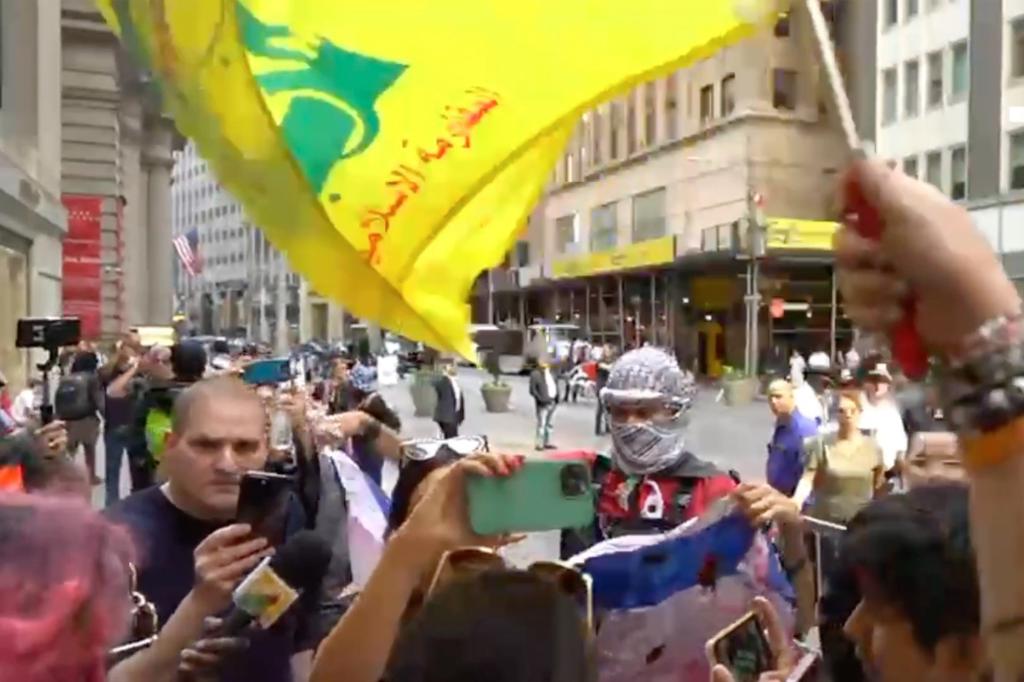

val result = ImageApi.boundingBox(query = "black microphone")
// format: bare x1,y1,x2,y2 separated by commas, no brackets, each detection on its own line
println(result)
219,530,332,635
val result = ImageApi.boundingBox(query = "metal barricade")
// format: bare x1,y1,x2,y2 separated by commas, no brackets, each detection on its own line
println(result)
802,516,848,604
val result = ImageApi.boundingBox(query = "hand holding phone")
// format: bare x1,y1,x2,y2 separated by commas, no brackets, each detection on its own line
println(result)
467,458,593,535
235,471,293,547
708,597,803,682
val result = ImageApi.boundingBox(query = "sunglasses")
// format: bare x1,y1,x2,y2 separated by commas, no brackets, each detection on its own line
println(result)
425,546,594,631
401,435,489,462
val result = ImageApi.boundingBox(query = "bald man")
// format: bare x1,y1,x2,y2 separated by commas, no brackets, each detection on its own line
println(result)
107,376,317,682
766,379,819,496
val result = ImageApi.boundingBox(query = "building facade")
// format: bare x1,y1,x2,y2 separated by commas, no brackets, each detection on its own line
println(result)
847,0,1024,295
0,1,68,388
479,6,849,376
171,141,348,345
60,0,181,339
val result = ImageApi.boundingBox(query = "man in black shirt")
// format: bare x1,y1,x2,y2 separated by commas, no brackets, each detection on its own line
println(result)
98,333,145,506
107,376,317,682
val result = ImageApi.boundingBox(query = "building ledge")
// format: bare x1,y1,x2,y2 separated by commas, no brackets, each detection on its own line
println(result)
548,109,832,196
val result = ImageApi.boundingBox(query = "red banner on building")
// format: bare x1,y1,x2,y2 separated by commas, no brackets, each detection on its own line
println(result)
62,195,104,339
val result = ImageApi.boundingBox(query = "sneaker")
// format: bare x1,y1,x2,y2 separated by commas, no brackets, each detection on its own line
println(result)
543,444,557,450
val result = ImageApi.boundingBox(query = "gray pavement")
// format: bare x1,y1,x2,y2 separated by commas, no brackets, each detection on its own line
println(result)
382,368,773,482
87,368,775,563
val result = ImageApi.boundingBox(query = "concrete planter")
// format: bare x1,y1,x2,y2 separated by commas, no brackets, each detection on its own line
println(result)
410,372,439,417
481,382,512,413
723,377,758,407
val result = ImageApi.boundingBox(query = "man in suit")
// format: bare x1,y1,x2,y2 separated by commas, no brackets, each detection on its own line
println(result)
529,357,559,451
433,362,464,439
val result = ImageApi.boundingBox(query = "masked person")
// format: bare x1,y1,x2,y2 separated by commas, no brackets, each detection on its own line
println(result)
563,348,730,551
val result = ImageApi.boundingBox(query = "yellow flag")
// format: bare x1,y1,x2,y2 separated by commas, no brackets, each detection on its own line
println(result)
97,0,780,359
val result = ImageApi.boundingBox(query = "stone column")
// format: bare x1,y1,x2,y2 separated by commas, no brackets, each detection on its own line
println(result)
142,114,176,324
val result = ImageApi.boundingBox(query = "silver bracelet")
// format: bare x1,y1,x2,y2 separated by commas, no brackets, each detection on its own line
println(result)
940,316,1024,435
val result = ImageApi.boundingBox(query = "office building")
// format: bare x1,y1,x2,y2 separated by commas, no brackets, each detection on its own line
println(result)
847,0,1024,291
477,5,849,376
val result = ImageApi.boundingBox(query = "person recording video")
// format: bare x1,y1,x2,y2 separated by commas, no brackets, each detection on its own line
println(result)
106,376,321,682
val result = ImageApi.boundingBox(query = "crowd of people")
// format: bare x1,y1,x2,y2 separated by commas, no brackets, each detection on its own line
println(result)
0,157,1022,682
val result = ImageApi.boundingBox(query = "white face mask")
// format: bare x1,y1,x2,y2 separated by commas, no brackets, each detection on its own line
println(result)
610,415,686,476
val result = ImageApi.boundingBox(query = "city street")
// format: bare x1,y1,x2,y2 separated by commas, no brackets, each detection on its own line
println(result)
91,368,774,565
380,368,773,481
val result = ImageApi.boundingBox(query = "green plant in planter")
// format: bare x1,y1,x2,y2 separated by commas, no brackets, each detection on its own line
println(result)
721,365,750,381
480,350,512,413
720,365,757,406
410,366,440,417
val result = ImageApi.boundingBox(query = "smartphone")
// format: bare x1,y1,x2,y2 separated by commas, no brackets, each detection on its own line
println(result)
467,458,593,535
705,611,775,682
242,358,292,386
786,651,822,681
235,471,293,546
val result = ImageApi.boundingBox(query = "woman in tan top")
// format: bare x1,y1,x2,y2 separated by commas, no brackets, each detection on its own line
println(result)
793,391,884,524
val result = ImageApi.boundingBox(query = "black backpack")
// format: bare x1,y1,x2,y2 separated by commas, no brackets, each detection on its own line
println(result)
55,372,98,421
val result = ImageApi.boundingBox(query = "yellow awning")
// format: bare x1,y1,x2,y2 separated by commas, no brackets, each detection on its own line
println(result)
551,235,675,279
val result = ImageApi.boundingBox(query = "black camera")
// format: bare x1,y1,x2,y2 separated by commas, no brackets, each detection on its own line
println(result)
559,462,591,497
16,317,81,350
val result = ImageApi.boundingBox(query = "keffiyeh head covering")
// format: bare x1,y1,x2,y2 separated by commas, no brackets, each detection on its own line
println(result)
601,347,696,413
601,348,712,477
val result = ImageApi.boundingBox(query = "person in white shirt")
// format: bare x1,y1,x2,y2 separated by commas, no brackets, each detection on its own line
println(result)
844,346,861,371
10,378,40,426
789,350,807,383
858,362,908,480
791,368,824,426
529,358,559,450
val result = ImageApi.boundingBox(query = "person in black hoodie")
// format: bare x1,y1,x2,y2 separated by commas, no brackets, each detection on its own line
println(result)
125,341,207,491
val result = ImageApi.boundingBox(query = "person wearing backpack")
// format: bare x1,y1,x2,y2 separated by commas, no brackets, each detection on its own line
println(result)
56,350,104,486
125,341,207,491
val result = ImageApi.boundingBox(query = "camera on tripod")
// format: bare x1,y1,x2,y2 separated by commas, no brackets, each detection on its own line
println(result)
15,317,81,350
15,317,82,424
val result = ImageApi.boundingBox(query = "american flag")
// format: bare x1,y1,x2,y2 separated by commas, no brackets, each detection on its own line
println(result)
173,227,201,276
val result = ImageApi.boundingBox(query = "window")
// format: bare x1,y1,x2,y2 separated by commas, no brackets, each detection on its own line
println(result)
590,202,618,251
904,59,920,118
884,0,898,28
772,69,797,110
626,96,637,155
1013,18,1024,79
665,73,678,140
774,12,791,37
721,74,736,117
882,68,897,124
514,240,530,266
555,214,579,254
643,82,656,146
951,41,969,101
610,102,622,160
926,50,943,108
950,146,966,200
1010,131,1024,190
591,109,603,165
925,150,943,189
699,84,714,124
905,0,918,21
565,152,576,183
903,156,919,178
632,188,666,242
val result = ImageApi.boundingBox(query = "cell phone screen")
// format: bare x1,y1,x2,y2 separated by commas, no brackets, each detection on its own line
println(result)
711,612,774,682
235,472,293,546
